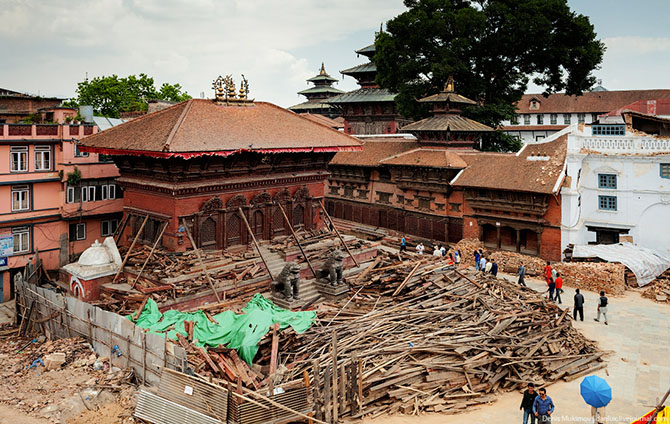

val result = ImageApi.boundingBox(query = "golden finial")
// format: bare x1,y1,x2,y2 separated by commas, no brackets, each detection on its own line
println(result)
319,63,327,76
212,75,225,101
239,74,249,100
224,75,237,99
445,75,455,93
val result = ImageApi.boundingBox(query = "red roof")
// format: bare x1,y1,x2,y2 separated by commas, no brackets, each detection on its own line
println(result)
299,113,344,129
516,90,670,114
330,138,419,167
453,134,567,194
380,148,467,168
604,99,670,117
80,99,361,158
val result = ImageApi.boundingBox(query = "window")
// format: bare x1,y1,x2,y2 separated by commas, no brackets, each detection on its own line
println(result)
535,135,546,141
378,168,391,181
591,113,599,123
563,114,571,124
66,186,75,203
343,186,354,198
510,115,519,125
81,186,96,202
418,197,431,209
11,185,30,211
74,143,89,157
12,226,30,254
523,114,530,125
598,195,617,211
101,185,108,200
69,223,86,241
550,114,557,125
536,114,544,125
377,192,392,204
328,185,339,195
578,113,585,123
101,219,119,237
592,125,625,136
34,145,51,171
10,146,28,172
108,184,116,199
661,163,670,179
598,174,617,189
397,195,405,205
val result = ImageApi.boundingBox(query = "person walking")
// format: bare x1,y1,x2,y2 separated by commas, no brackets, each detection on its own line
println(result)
518,262,527,286
490,258,498,277
400,236,407,253
573,289,585,321
594,291,608,325
533,388,555,423
548,278,556,302
520,383,537,424
544,261,553,286
553,273,563,304
480,256,487,273
474,250,481,271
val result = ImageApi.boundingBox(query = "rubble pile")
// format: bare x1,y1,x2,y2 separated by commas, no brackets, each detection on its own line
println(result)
452,238,486,266
553,262,626,296
490,250,546,275
642,276,670,303
0,336,137,423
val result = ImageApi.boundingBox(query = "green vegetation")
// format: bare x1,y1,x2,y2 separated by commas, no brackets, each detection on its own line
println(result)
375,0,605,151
63,74,191,118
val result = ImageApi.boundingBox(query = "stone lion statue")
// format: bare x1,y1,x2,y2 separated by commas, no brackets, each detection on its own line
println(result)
318,249,347,286
273,262,301,301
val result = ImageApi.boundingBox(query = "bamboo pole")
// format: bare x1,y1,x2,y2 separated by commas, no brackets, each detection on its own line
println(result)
647,385,670,423
331,330,339,423
318,200,359,267
181,218,221,302
130,221,168,288
113,214,129,245
112,214,149,283
275,202,317,278
238,207,274,281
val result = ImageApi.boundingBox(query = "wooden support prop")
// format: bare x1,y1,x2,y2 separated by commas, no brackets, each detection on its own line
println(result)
18,300,35,336
238,207,274,281
392,261,422,296
303,370,314,424
269,323,280,375
331,330,339,423
647,385,670,424
276,202,317,278
318,200,359,267
131,221,168,288
132,296,149,322
113,214,129,245
181,217,221,302
113,214,149,283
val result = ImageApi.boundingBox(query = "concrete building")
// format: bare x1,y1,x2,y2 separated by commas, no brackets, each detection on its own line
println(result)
502,89,670,144
0,92,123,302
561,109,670,255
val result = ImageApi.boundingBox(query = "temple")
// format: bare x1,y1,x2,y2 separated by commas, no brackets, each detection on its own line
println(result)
288,63,344,119
327,42,408,135
80,76,362,252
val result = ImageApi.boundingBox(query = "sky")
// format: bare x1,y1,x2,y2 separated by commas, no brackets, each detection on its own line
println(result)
1,0,669,108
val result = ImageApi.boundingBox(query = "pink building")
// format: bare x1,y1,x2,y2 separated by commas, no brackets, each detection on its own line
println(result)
0,103,122,302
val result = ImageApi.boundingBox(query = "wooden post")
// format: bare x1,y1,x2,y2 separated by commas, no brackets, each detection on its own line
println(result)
319,200,359,267
323,365,331,424
131,221,168,288
113,214,129,245
269,323,280,375
303,370,314,424
181,218,221,302
142,331,147,385
313,359,322,421
276,202,317,278
238,207,274,281
331,330,338,423
113,214,149,283
647,385,670,424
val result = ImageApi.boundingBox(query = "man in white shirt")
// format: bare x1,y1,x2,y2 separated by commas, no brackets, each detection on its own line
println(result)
416,243,424,255
479,257,487,272
433,246,442,256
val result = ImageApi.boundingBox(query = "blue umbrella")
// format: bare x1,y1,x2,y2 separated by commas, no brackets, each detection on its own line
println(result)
580,375,612,408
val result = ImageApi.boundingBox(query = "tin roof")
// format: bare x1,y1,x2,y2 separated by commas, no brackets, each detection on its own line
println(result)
341,63,377,75
80,98,361,158
327,88,396,104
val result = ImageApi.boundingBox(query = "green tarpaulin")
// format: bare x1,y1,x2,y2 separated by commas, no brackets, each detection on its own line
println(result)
128,294,316,364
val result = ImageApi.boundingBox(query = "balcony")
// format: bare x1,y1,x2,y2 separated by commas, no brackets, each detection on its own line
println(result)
0,124,97,140
575,135,670,154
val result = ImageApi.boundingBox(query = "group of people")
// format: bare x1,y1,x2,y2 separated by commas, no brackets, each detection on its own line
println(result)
520,383,555,424
542,262,564,304
474,249,498,276
403,237,462,265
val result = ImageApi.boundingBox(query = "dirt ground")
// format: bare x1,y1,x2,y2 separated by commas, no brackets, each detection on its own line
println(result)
356,272,670,424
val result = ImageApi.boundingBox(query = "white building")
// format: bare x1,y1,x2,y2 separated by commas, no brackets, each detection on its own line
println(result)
503,89,670,144
560,113,670,255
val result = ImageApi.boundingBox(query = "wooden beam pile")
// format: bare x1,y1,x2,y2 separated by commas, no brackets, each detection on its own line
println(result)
273,254,605,418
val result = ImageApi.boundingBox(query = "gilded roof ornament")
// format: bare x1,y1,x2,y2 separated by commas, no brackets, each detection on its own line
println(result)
212,74,253,105
445,75,455,93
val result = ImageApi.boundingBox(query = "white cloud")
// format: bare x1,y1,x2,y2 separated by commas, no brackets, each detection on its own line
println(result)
603,36,670,55
0,0,405,106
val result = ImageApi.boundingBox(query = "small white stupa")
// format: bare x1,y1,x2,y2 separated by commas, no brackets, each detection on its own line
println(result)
61,237,123,300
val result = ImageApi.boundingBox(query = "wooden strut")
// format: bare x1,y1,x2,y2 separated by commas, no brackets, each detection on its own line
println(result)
275,202,317,278
238,207,274,281
131,221,169,288
113,214,130,245
113,215,149,283
647,385,670,424
181,218,221,302
318,200,359,267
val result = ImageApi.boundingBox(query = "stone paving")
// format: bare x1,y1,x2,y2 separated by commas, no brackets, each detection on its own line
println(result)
360,272,670,424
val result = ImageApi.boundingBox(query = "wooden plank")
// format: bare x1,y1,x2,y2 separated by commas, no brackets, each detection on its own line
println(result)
113,214,149,283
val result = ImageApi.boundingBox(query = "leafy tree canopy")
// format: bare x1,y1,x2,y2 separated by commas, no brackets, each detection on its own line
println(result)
63,74,191,118
375,0,605,151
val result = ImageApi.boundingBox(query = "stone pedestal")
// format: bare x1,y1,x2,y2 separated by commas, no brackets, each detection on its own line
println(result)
314,280,350,302
270,291,306,310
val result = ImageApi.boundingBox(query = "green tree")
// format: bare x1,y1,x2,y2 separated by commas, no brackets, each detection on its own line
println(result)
65,74,191,118
375,0,605,151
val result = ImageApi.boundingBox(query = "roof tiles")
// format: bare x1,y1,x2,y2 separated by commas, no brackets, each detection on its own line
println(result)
517,90,670,114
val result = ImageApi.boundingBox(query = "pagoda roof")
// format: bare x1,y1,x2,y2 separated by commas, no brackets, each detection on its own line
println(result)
80,98,361,159
307,63,339,83
380,148,468,169
419,91,477,105
288,101,337,112
341,62,377,75
297,86,345,96
327,88,396,104
355,44,376,57
401,115,493,133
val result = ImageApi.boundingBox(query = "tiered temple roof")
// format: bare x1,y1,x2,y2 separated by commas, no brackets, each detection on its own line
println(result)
289,63,344,118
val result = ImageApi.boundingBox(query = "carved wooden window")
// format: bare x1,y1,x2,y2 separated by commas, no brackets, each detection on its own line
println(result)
227,213,243,245
293,204,305,227
328,185,340,195
450,203,461,212
272,208,286,235
377,192,391,204
200,217,217,248
397,195,404,205
343,186,354,198
252,210,264,237
418,197,431,210
378,168,391,181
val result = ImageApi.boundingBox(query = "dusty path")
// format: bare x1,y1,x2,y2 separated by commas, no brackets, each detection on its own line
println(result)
358,272,670,424
0,405,49,424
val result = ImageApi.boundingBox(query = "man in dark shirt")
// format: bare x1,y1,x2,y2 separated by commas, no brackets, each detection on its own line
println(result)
490,258,498,277
573,289,585,321
520,383,537,424
594,291,608,325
